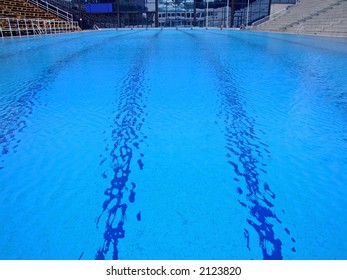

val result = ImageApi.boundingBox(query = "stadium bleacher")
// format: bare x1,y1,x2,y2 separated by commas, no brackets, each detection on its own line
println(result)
252,0,347,36
0,0,80,37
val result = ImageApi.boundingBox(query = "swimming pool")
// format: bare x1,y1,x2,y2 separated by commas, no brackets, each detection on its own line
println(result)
0,29,346,260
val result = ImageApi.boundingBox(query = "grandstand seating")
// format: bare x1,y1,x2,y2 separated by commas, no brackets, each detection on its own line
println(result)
0,0,80,37
252,0,347,36
0,0,62,20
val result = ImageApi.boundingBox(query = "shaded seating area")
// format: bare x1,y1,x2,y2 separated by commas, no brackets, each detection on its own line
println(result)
0,0,80,37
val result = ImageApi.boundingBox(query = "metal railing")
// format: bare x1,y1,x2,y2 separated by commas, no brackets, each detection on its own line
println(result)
0,17,79,38
252,6,291,27
26,0,73,21
251,0,302,27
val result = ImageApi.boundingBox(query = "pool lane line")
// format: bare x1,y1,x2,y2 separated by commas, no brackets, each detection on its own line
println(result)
95,62,147,259
0,30,144,170
94,30,161,260
180,29,294,259
214,63,285,259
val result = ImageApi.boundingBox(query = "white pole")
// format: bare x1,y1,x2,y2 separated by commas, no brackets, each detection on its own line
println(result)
31,19,35,36
8,18,13,38
246,0,250,28
226,0,229,28
24,18,29,36
44,20,47,34
17,18,21,37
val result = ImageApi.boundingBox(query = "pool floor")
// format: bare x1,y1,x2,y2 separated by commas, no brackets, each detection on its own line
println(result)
0,29,347,260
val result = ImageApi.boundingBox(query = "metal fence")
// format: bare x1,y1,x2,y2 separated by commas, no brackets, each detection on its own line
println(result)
26,0,74,21
0,17,80,38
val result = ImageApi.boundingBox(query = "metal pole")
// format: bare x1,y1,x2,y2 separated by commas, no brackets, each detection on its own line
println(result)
117,0,120,28
206,0,209,28
37,19,40,35
268,0,272,17
31,19,35,36
79,0,82,28
226,0,229,28
8,18,13,38
246,0,250,27
155,0,159,27
25,18,29,35
44,19,47,34
17,19,21,37
193,0,197,27
231,0,234,27
174,1,177,28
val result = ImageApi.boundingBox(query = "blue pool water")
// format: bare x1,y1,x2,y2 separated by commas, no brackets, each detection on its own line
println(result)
0,30,347,260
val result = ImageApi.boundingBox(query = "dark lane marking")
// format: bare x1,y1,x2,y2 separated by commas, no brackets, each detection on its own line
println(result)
95,31,159,260
214,58,285,260
95,54,148,260
181,30,293,259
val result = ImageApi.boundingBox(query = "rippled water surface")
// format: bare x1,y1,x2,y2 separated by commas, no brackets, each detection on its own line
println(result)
1,30,347,260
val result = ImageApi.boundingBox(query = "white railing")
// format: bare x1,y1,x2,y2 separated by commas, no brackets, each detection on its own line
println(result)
252,6,291,27
0,17,79,38
251,1,302,27
296,22,304,33
26,0,73,21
